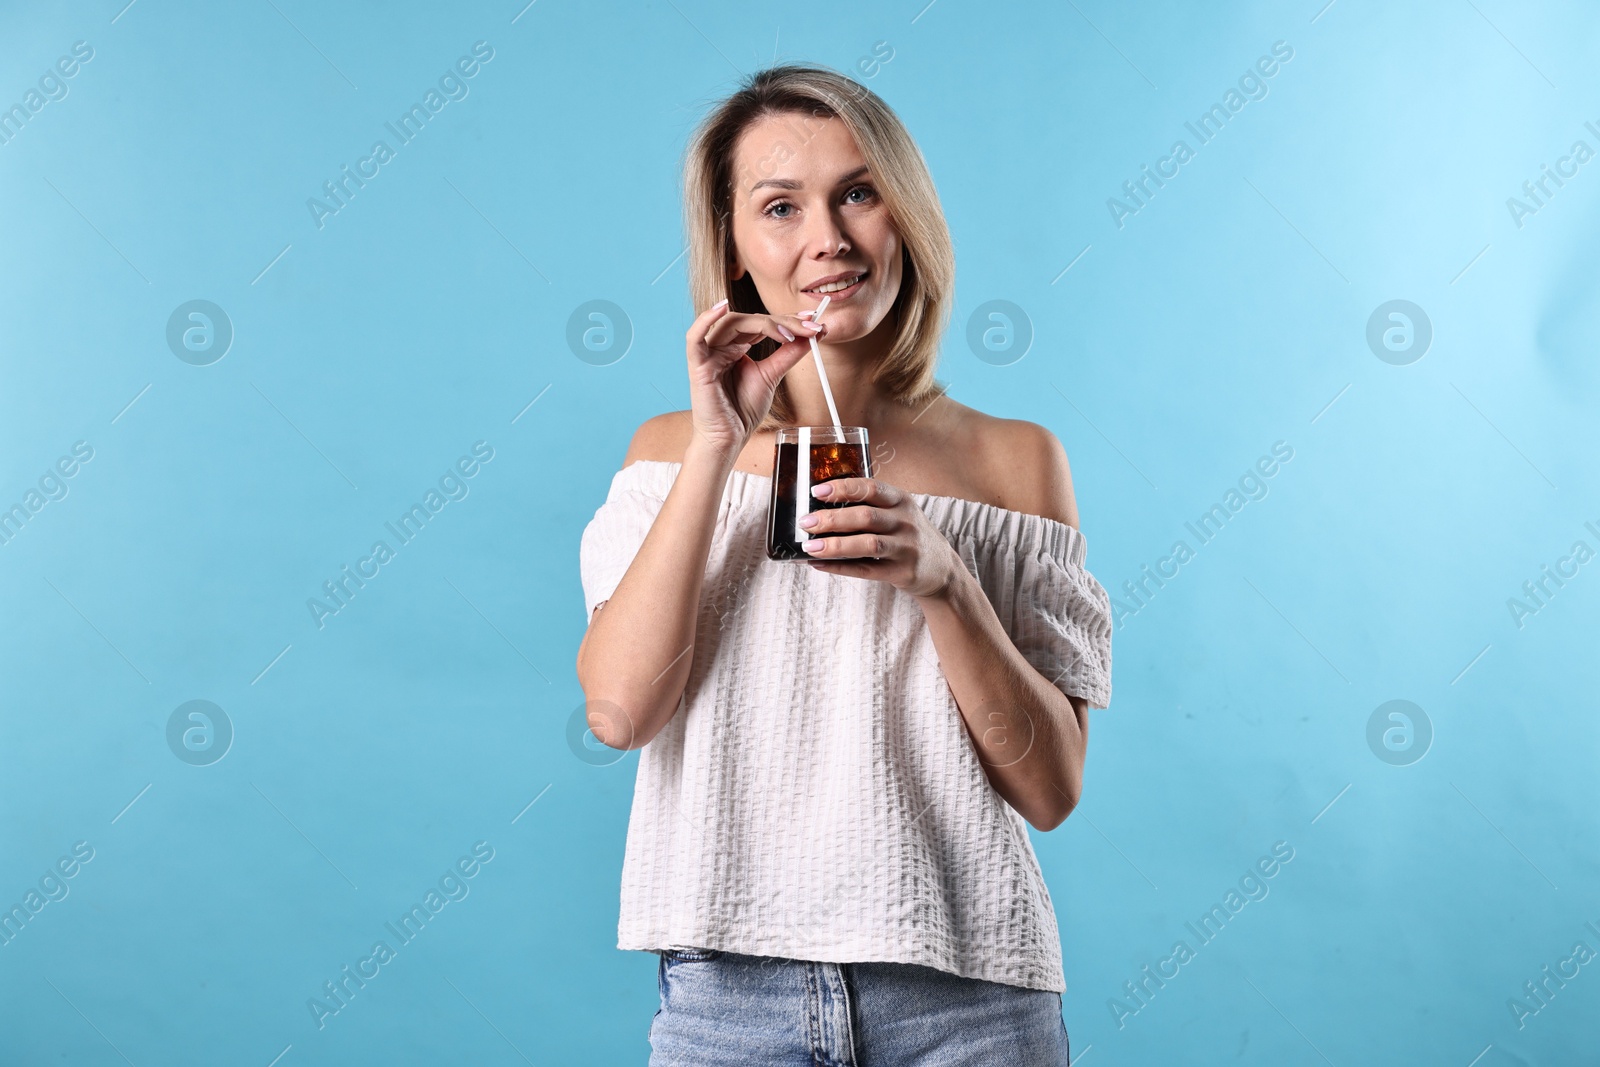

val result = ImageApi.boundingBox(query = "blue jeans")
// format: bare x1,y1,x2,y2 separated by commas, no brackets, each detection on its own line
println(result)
648,949,1072,1066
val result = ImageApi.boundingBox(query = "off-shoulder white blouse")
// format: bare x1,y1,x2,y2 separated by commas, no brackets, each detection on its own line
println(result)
578,459,1113,993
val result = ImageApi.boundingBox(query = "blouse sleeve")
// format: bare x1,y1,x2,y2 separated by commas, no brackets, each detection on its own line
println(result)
1010,543,1114,710
579,483,668,621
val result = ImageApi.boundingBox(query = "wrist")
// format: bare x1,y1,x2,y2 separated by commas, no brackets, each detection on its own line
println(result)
683,433,744,478
915,543,975,606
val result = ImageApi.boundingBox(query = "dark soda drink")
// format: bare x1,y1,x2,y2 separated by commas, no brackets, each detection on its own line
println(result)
767,426,873,561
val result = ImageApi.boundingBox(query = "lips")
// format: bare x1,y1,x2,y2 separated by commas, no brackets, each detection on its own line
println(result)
803,269,868,295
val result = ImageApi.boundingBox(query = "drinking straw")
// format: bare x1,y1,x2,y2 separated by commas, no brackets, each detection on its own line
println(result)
795,297,841,546
795,424,811,545
807,295,844,431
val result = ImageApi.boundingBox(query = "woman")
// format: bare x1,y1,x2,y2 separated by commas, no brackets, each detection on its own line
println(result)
576,63,1112,1065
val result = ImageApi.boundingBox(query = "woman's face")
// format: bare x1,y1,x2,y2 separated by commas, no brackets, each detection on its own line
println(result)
726,112,903,344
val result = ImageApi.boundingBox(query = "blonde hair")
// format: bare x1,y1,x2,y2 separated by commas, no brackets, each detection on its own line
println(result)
681,63,954,431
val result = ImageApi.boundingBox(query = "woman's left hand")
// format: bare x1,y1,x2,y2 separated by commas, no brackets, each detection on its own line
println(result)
800,477,963,599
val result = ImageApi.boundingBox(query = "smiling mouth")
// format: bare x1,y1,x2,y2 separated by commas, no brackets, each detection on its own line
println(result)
803,271,868,297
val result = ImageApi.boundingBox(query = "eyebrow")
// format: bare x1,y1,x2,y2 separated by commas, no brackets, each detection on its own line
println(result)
750,164,871,193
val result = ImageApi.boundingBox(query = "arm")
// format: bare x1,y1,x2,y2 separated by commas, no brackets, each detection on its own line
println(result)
575,300,818,750
574,428,736,751
801,422,1091,831
918,426,1088,830
916,571,1089,832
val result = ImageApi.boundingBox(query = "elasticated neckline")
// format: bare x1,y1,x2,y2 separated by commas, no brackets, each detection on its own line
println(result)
614,459,1088,568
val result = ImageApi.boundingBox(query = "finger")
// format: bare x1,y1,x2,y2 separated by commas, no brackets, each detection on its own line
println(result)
812,477,899,507
685,299,732,341
807,558,881,579
800,503,894,536
752,337,812,383
704,313,804,351
793,310,832,335
800,531,891,560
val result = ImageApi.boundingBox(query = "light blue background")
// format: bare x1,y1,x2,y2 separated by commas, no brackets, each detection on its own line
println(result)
2,0,1596,1063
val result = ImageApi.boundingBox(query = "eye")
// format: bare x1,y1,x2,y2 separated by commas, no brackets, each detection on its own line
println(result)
760,184,878,220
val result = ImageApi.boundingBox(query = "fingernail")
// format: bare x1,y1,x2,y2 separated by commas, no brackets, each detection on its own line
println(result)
799,319,821,331
778,325,795,341
803,538,825,553
799,513,817,528
812,482,833,498
797,310,814,319
712,298,728,309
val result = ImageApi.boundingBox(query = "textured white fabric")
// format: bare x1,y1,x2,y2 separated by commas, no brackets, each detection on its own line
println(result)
578,459,1113,992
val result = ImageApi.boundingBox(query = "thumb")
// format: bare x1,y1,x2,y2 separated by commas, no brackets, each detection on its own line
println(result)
759,339,813,385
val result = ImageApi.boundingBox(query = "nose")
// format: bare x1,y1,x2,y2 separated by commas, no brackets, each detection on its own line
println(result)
806,206,850,258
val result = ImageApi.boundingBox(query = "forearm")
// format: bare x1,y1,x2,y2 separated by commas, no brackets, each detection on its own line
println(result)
576,440,735,749
916,553,1088,831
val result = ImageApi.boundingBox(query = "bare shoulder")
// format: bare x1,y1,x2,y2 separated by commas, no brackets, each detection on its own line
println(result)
622,410,694,466
956,407,1080,529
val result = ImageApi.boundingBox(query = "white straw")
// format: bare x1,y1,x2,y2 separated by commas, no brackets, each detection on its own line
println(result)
795,425,812,544
807,295,844,431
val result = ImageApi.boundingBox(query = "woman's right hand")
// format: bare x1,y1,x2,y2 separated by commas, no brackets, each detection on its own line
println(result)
684,301,823,458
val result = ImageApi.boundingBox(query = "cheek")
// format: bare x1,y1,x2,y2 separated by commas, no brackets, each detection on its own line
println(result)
872,242,903,303
752,251,803,296
738,223,792,265
869,225,902,282
757,230,799,263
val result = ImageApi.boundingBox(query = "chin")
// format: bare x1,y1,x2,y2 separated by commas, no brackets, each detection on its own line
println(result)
838,309,892,340
822,316,868,341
